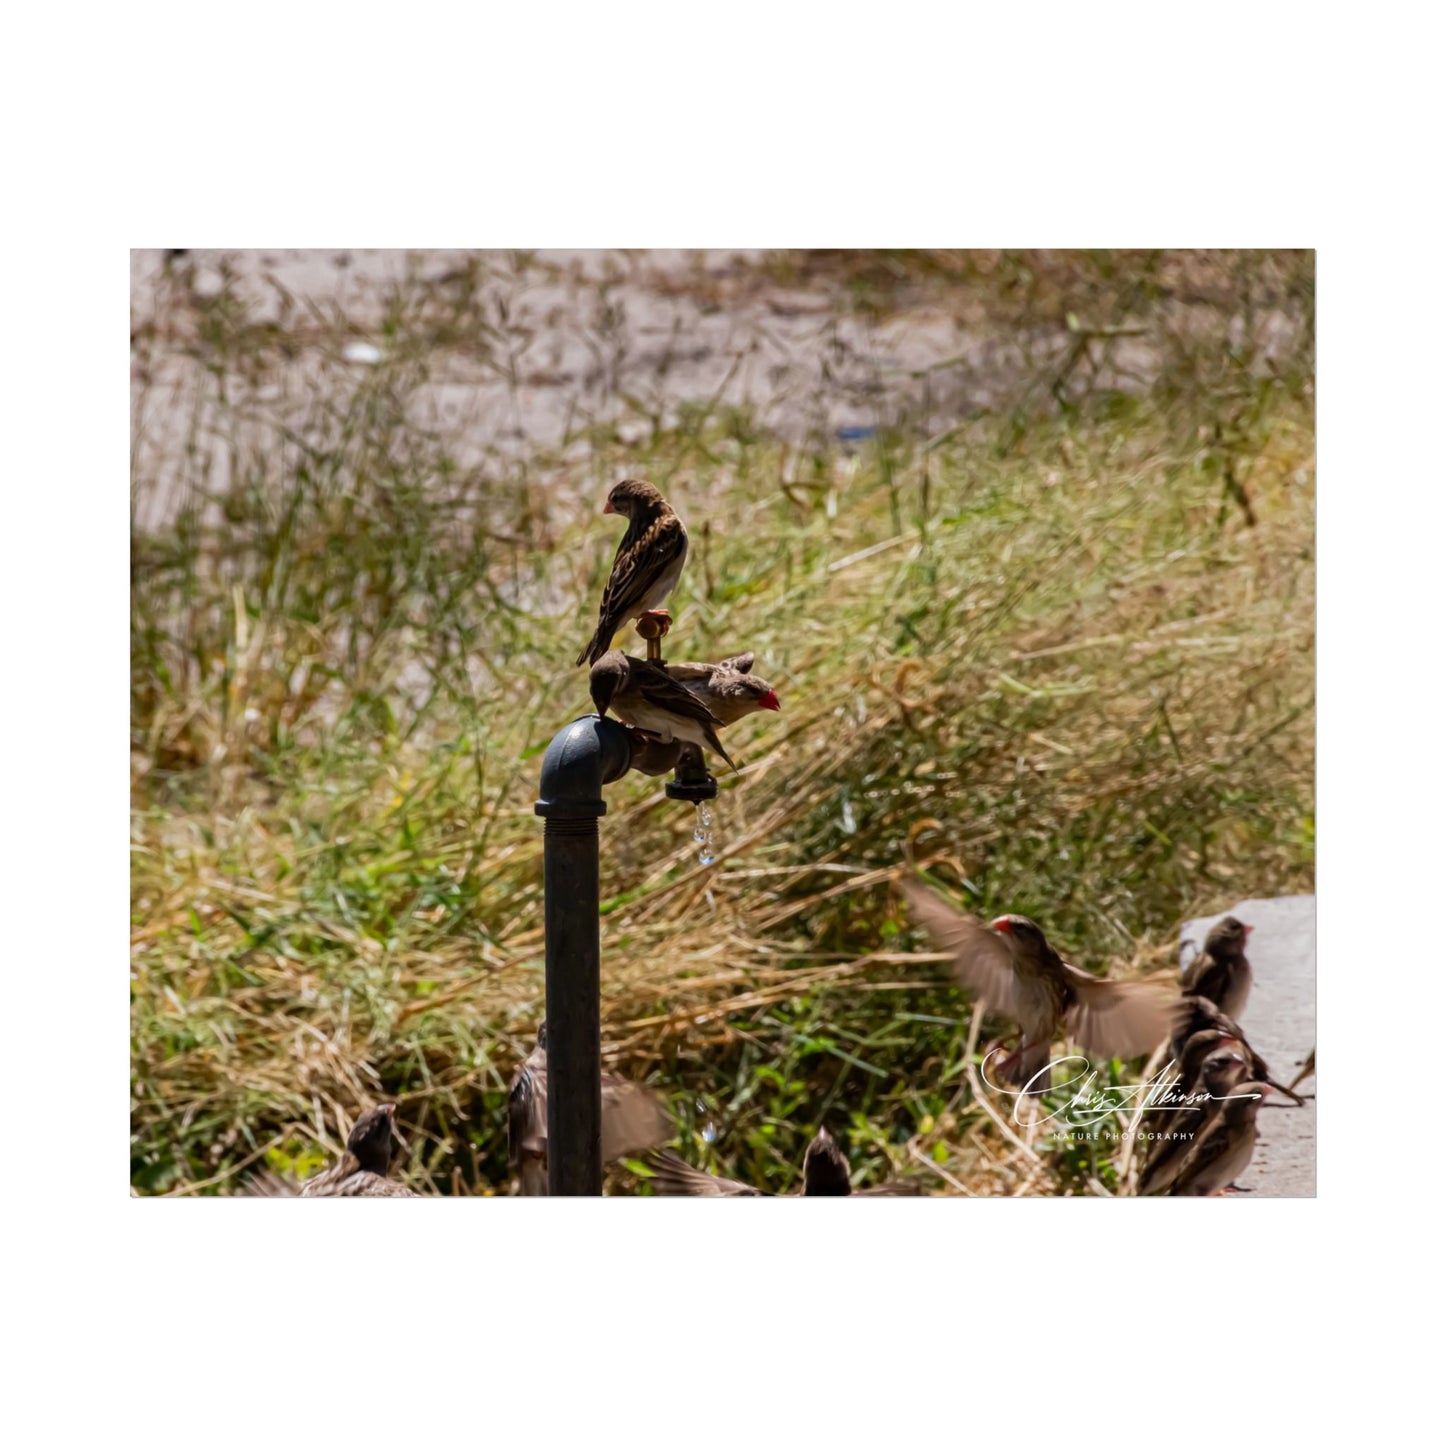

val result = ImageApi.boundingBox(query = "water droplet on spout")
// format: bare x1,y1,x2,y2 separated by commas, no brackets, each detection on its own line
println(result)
694,802,715,866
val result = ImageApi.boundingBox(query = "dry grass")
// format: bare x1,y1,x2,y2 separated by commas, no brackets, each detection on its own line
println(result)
130,249,1314,1195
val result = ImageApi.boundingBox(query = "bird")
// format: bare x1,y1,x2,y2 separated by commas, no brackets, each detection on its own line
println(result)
1167,996,1306,1104
1165,1078,1270,1196
508,1022,672,1196
642,1126,917,1197
664,653,781,726
1173,1029,1250,1094
1181,915,1254,1018
1138,1047,1249,1196
589,651,734,770
899,876,1176,1094
297,1104,420,1197
576,479,689,667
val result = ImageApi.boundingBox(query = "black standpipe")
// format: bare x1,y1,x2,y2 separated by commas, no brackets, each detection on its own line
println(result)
533,713,719,1196
533,715,634,1196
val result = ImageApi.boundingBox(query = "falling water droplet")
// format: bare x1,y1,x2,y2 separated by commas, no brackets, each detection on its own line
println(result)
702,1122,718,1144
694,803,715,866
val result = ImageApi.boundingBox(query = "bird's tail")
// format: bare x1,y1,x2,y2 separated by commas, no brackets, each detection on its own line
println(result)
576,629,606,668
703,723,736,772
1002,1039,1053,1096
1262,1071,1308,1106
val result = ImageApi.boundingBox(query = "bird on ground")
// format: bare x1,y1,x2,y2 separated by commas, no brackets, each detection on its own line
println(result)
1138,1048,1250,1196
643,1126,917,1197
589,651,735,770
298,1104,420,1197
899,876,1176,1095
576,479,689,667
663,654,781,726
1167,996,1306,1104
1164,1078,1270,1196
1181,915,1254,1018
1174,1029,1251,1096
508,1022,672,1196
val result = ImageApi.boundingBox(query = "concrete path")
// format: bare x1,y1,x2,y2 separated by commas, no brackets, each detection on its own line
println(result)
1180,896,1316,1197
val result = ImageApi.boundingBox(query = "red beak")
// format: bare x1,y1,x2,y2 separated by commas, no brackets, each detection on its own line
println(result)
761,690,781,712
990,917,1013,934
602,499,615,515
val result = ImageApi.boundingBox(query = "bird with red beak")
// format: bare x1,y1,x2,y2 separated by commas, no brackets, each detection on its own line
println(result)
663,652,782,726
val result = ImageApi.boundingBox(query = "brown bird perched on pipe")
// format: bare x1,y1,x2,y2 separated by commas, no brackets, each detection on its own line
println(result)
643,1126,917,1197
508,1023,672,1196
1181,915,1254,1018
576,479,689,667
664,652,781,726
589,650,735,770
297,1104,420,1197
899,876,1176,1094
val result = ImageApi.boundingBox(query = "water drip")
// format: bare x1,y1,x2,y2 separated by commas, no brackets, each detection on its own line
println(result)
693,801,715,866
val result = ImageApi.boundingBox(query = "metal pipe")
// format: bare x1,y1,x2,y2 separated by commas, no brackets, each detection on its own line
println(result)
533,715,633,1195
665,742,719,804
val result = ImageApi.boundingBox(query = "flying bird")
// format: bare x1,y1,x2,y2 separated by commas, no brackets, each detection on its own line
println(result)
508,1022,672,1196
576,479,689,667
899,876,1176,1094
298,1104,420,1197
1181,915,1254,1018
1163,1078,1269,1196
664,654,781,726
589,651,735,770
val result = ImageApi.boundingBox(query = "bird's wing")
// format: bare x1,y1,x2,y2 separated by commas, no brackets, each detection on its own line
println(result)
663,660,717,682
337,1172,422,1198
641,1150,766,1197
1180,951,1221,997
597,515,687,629
1063,968,1177,1060
1137,1121,1206,1196
601,1078,672,1160
240,1171,298,1198
898,877,1018,1015
509,1051,547,1171
298,1159,355,1197
632,659,723,729
1166,1107,1240,1195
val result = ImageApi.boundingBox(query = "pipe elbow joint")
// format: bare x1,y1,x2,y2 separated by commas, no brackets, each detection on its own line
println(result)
534,715,634,818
